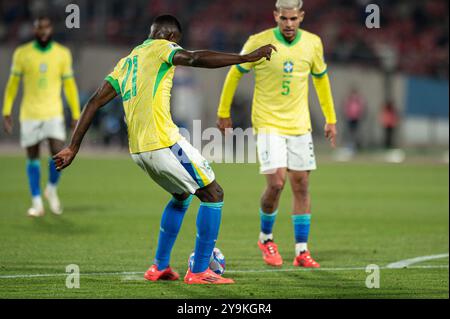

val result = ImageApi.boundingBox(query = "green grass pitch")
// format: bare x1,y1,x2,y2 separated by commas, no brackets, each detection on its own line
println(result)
0,155,448,298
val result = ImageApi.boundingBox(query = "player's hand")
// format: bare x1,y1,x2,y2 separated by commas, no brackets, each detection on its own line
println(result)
217,117,233,135
324,123,337,148
71,119,78,131
53,146,78,171
3,115,13,135
245,44,277,63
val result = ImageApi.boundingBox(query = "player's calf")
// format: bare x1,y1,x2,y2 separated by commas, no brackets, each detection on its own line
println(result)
188,181,235,284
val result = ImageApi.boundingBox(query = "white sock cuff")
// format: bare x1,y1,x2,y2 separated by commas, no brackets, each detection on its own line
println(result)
295,243,308,255
259,232,273,243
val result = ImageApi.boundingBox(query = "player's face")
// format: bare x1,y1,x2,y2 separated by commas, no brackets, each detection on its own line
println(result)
274,8,305,41
33,19,53,43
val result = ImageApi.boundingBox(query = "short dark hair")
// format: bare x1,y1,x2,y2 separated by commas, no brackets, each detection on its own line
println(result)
152,15,182,34
34,15,53,25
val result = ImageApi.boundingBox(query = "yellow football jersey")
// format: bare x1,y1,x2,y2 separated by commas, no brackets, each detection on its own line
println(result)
10,41,75,121
105,39,183,154
234,28,330,135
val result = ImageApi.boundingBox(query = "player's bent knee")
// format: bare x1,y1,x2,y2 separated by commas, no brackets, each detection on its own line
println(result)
172,192,191,202
195,181,224,203
268,181,285,195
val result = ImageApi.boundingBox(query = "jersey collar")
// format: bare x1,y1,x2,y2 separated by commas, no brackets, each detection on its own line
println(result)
33,40,54,53
273,27,302,47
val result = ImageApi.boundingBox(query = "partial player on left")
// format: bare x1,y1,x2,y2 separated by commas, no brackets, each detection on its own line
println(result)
2,16,80,217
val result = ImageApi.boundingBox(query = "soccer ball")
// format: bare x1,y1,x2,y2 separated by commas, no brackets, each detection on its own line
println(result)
188,247,226,275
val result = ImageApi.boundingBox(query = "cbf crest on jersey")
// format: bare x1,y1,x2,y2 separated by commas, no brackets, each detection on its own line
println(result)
39,63,48,73
169,43,182,50
283,61,294,73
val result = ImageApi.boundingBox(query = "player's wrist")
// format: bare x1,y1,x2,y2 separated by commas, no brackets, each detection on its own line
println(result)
241,54,252,63
217,113,231,119
68,143,80,153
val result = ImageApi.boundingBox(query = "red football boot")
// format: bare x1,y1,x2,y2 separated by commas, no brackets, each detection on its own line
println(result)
257,240,283,267
144,264,180,281
293,251,320,268
184,268,235,285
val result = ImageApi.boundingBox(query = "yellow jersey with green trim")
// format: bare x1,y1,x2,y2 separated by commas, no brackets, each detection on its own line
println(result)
237,28,329,135
105,39,183,154
10,41,74,121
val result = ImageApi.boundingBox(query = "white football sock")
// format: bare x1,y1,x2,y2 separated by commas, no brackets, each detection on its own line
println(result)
259,232,273,243
295,243,308,256
46,183,57,193
32,196,43,209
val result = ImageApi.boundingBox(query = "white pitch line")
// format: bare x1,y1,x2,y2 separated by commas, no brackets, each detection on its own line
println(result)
387,253,449,269
0,264,448,280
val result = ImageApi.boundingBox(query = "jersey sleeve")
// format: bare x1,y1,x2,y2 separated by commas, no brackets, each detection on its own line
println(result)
311,38,328,78
10,48,23,76
159,41,183,65
235,36,260,73
105,59,123,95
61,49,75,79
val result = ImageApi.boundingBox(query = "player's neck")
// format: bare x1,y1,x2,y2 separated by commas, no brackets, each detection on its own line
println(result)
283,35,296,43
33,39,53,53
274,27,301,47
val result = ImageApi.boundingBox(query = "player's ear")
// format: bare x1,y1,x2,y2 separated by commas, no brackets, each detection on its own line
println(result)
273,10,280,23
169,32,180,43
299,10,305,23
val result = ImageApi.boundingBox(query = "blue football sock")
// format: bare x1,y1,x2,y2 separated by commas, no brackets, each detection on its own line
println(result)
192,202,223,273
260,208,278,235
26,159,41,197
292,214,311,243
48,157,61,186
154,195,192,270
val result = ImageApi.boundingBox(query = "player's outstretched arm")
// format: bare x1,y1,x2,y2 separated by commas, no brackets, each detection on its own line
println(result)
172,44,277,69
53,81,117,171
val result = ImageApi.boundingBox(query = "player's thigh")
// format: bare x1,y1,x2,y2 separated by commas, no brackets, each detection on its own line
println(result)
48,138,65,155
286,133,317,172
25,144,40,160
287,170,310,192
265,168,288,190
256,133,288,174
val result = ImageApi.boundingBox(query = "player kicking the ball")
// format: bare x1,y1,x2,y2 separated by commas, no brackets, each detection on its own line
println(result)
53,15,275,284
217,0,337,268
2,16,80,217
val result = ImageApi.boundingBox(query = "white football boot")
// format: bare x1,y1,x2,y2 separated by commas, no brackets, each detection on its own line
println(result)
44,184,63,215
27,196,45,217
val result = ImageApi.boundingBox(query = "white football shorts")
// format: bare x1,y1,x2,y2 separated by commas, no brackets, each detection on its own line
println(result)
20,117,66,148
131,137,215,195
256,132,317,174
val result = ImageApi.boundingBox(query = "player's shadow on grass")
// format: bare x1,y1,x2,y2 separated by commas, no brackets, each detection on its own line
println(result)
16,217,96,235
58,205,110,214
156,281,245,299
314,249,367,262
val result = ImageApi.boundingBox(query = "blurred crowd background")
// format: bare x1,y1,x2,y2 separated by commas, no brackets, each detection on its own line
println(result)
0,0,448,162
1,0,448,78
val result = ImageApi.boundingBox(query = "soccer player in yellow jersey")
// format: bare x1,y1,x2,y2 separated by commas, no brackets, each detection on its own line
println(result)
54,15,275,284
217,0,338,268
2,17,80,217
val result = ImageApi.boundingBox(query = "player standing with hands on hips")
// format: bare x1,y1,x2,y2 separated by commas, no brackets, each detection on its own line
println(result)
217,0,337,268
2,17,80,217
53,15,276,284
